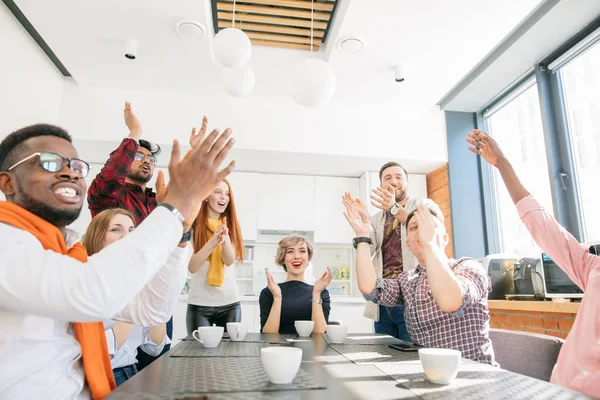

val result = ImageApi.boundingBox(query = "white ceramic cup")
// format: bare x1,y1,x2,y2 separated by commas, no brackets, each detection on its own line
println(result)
418,348,461,385
192,326,224,348
260,347,303,384
226,322,248,341
326,324,348,344
294,320,314,337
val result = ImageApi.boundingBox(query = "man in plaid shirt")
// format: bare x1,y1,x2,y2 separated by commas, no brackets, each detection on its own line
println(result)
87,102,169,371
344,199,497,365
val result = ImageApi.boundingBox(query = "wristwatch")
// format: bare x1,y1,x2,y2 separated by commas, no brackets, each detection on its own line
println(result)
353,236,373,249
158,202,185,226
312,298,323,304
180,228,194,244
389,202,400,216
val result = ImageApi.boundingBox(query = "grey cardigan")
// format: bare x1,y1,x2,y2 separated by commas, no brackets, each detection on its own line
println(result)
363,197,421,321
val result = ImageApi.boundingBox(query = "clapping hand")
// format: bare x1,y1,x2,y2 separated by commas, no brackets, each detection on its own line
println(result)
414,204,442,248
124,101,142,140
313,266,333,295
343,203,371,237
370,186,396,212
265,268,282,299
341,192,369,223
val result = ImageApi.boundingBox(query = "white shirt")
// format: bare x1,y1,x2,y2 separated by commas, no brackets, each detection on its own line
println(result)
105,326,170,369
0,207,191,400
187,260,239,307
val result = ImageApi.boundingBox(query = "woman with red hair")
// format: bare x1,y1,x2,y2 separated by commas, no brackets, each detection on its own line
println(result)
186,179,245,333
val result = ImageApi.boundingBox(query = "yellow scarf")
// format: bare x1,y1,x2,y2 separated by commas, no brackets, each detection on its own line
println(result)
206,218,225,287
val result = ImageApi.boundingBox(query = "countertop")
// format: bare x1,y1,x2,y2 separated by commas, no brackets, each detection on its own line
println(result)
488,300,580,313
179,295,366,304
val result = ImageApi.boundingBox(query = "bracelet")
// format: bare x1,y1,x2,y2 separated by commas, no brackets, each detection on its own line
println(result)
157,203,185,226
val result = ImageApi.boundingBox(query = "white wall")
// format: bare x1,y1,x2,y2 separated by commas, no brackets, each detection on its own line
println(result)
57,82,447,165
0,5,65,136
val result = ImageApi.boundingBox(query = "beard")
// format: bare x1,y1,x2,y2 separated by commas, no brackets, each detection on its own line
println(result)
16,184,81,227
128,168,152,184
395,189,407,203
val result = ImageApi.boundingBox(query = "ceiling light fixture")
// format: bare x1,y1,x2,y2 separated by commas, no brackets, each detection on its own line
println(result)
175,20,206,38
212,0,252,68
290,0,336,108
338,37,365,53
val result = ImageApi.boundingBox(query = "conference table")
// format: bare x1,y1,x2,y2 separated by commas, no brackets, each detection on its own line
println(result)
108,333,591,400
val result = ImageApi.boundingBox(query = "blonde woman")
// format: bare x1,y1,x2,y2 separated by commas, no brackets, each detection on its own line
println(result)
82,208,169,386
260,235,332,334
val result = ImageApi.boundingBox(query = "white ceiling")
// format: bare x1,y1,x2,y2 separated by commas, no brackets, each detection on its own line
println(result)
14,0,544,109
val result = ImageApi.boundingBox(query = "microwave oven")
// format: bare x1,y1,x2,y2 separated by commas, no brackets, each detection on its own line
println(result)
538,253,583,299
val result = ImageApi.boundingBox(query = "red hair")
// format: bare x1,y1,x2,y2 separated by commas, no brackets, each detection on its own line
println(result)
192,179,245,262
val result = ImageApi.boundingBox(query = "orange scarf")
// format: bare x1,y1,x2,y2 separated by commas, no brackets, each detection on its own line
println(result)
0,202,116,399
206,218,225,287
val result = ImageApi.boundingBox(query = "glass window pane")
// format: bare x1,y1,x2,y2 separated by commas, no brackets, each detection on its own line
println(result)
487,83,554,255
561,41,600,242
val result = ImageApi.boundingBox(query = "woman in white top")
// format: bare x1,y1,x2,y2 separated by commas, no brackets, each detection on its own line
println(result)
82,208,168,386
187,179,245,333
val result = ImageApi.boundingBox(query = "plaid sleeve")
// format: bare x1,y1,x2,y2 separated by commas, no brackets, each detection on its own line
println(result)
87,138,138,214
452,259,490,317
363,277,404,307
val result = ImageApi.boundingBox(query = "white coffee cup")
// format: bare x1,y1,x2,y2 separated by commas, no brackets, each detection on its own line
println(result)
294,320,314,337
226,322,248,341
418,348,461,385
192,326,224,348
326,324,348,344
261,347,303,384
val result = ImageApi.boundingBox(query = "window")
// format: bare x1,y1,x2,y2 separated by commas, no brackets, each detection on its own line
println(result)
561,40,600,242
486,82,554,255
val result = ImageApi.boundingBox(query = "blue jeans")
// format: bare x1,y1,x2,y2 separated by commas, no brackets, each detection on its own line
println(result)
113,364,138,387
374,305,412,342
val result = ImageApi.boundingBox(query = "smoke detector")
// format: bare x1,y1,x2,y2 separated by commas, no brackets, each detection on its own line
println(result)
338,37,365,53
175,20,206,38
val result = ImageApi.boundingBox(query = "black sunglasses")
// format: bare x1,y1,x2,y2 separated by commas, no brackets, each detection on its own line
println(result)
7,152,91,178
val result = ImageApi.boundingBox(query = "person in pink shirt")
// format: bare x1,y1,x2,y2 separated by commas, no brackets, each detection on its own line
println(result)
467,129,599,398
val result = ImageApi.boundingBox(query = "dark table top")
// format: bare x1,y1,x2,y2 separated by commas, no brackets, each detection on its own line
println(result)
109,333,591,400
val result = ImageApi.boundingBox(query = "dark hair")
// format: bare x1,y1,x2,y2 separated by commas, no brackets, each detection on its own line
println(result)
0,124,72,171
138,139,161,156
405,200,445,227
379,161,408,182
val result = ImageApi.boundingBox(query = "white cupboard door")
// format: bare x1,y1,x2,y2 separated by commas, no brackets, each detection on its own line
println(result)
257,174,315,231
240,302,257,332
314,177,360,244
227,172,259,241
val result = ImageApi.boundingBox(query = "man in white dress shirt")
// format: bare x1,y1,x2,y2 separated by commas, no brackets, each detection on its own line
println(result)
0,123,235,399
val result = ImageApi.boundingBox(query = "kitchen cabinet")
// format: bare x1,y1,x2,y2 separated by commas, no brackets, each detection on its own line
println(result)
257,174,315,231
227,172,259,241
314,176,360,244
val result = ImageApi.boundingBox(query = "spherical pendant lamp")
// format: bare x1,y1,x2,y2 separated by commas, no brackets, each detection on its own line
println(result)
222,65,255,97
212,27,252,68
291,57,336,107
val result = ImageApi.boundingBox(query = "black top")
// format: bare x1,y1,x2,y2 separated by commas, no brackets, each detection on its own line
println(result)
259,281,331,334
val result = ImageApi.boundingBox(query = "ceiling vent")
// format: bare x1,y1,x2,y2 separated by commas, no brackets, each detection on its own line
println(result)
211,0,339,51
175,20,206,38
338,37,364,53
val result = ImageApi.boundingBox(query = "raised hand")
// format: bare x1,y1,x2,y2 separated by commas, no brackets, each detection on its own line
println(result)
124,101,142,140
189,116,209,151
466,129,506,167
313,266,333,295
370,186,396,212
162,128,235,225
265,268,282,299
156,170,168,203
209,224,227,248
341,192,369,223
343,203,371,237
415,204,440,247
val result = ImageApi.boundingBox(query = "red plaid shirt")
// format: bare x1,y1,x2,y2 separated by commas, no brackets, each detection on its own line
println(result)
88,138,157,226
366,257,497,365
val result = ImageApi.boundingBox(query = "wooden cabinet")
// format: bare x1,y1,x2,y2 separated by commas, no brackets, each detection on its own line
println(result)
257,174,315,231
314,177,360,244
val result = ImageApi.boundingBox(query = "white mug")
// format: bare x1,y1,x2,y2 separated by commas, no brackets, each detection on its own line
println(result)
226,322,248,341
192,326,224,348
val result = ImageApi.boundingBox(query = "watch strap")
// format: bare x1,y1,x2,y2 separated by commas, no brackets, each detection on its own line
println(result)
158,202,185,225
312,298,323,304
353,236,373,249
180,228,194,244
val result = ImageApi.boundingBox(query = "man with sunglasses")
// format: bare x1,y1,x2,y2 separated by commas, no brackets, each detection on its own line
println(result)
0,122,236,399
88,102,162,225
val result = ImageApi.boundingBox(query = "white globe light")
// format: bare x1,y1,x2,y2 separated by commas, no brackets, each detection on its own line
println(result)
222,65,255,97
212,28,252,68
291,58,336,107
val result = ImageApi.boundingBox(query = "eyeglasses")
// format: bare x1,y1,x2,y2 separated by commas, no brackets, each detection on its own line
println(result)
7,152,91,177
134,152,157,166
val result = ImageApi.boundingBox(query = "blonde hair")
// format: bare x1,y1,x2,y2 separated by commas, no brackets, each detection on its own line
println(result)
82,208,136,256
275,235,314,272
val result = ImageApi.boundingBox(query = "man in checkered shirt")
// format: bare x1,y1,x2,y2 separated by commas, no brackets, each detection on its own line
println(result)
344,199,497,365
